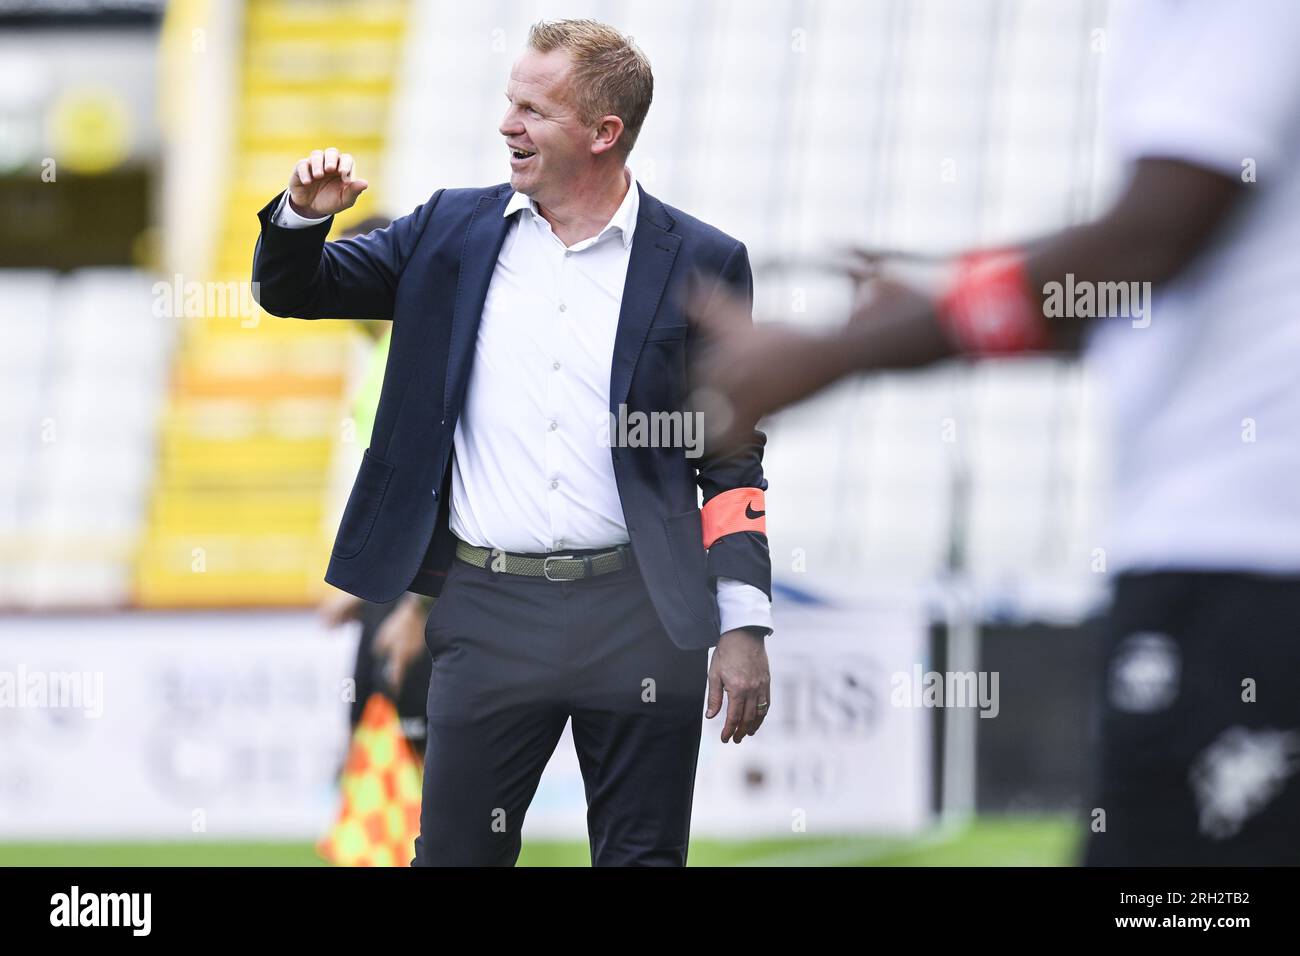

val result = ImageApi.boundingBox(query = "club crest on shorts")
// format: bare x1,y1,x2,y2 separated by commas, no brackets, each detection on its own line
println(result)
1189,726,1300,840
1108,631,1180,713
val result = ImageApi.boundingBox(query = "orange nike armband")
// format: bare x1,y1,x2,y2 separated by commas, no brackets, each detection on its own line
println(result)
701,488,767,550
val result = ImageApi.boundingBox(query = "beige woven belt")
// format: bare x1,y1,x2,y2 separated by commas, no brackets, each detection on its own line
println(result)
454,539,633,581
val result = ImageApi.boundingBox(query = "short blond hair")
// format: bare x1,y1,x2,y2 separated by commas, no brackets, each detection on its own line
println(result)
527,19,653,155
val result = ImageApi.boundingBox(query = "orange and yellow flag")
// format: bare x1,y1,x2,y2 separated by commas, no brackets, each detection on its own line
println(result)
317,694,423,867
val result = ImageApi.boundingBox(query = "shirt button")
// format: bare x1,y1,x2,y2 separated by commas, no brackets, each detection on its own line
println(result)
552,361,561,370
550,479,559,490
431,489,438,499
548,420,558,431
558,303,567,312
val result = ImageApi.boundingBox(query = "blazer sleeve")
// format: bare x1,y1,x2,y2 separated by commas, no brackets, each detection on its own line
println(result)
251,188,443,321
691,239,773,600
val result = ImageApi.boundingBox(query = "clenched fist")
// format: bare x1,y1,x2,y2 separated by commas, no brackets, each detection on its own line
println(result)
288,147,369,218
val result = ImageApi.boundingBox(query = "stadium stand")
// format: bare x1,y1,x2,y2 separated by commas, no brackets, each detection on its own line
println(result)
0,269,167,608
132,0,409,606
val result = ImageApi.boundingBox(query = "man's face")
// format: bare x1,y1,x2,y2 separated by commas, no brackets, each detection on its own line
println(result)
500,48,595,202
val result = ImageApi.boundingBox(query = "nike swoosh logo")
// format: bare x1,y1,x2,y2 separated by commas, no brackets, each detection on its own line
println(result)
745,504,765,520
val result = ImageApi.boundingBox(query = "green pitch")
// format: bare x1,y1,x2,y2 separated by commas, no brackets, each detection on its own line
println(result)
0,816,1077,866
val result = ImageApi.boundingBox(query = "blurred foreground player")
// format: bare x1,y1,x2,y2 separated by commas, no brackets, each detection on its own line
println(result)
689,0,1300,864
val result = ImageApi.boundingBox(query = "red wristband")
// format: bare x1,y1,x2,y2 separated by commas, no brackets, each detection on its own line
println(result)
936,250,1050,355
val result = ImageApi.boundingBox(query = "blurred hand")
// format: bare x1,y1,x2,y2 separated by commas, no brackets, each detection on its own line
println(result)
288,147,369,218
687,284,846,448
841,246,885,288
688,275,945,449
706,628,771,743
318,589,364,628
372,593,429,692
847,275,937,328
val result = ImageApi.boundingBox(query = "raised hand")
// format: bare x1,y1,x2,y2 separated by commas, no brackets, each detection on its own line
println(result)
288,147,369,218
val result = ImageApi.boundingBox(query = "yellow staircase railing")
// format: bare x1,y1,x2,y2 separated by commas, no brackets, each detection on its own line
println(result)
135,0,408,606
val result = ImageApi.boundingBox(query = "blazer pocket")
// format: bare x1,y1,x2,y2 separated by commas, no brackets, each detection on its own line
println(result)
663,509,719,624
645,323,688,343
332,448,394,560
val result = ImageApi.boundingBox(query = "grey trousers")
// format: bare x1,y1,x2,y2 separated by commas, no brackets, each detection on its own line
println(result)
411,554,709,866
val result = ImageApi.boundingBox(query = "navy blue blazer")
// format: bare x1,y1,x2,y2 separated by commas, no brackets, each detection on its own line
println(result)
252,183,771,650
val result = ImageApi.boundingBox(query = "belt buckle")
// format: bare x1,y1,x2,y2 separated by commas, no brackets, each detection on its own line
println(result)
542,554,594,581
542,555,570,582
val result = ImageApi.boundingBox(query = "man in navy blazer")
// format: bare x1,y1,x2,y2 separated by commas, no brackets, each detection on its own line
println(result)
252,19,773,866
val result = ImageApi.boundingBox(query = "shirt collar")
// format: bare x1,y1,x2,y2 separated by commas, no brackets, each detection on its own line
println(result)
504,168,639,249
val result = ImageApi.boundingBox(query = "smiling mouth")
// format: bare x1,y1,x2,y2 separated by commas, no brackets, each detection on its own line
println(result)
509,147,536,160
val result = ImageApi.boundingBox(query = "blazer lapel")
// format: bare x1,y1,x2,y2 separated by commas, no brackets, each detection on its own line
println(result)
610,186,681,412
443,187,513,421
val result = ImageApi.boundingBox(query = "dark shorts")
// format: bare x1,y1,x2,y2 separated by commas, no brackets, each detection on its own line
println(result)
1083,571,1300,865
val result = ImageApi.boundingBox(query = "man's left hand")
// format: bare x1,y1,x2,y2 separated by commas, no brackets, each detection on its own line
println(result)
706,627,771,743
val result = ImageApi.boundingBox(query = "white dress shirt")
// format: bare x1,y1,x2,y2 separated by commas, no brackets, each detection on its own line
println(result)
275,173,773,634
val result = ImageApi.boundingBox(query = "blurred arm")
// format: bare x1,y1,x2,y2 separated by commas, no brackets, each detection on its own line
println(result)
745,156,1248,408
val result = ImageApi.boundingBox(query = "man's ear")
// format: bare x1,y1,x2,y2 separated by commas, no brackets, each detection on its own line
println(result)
590,115,626,156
